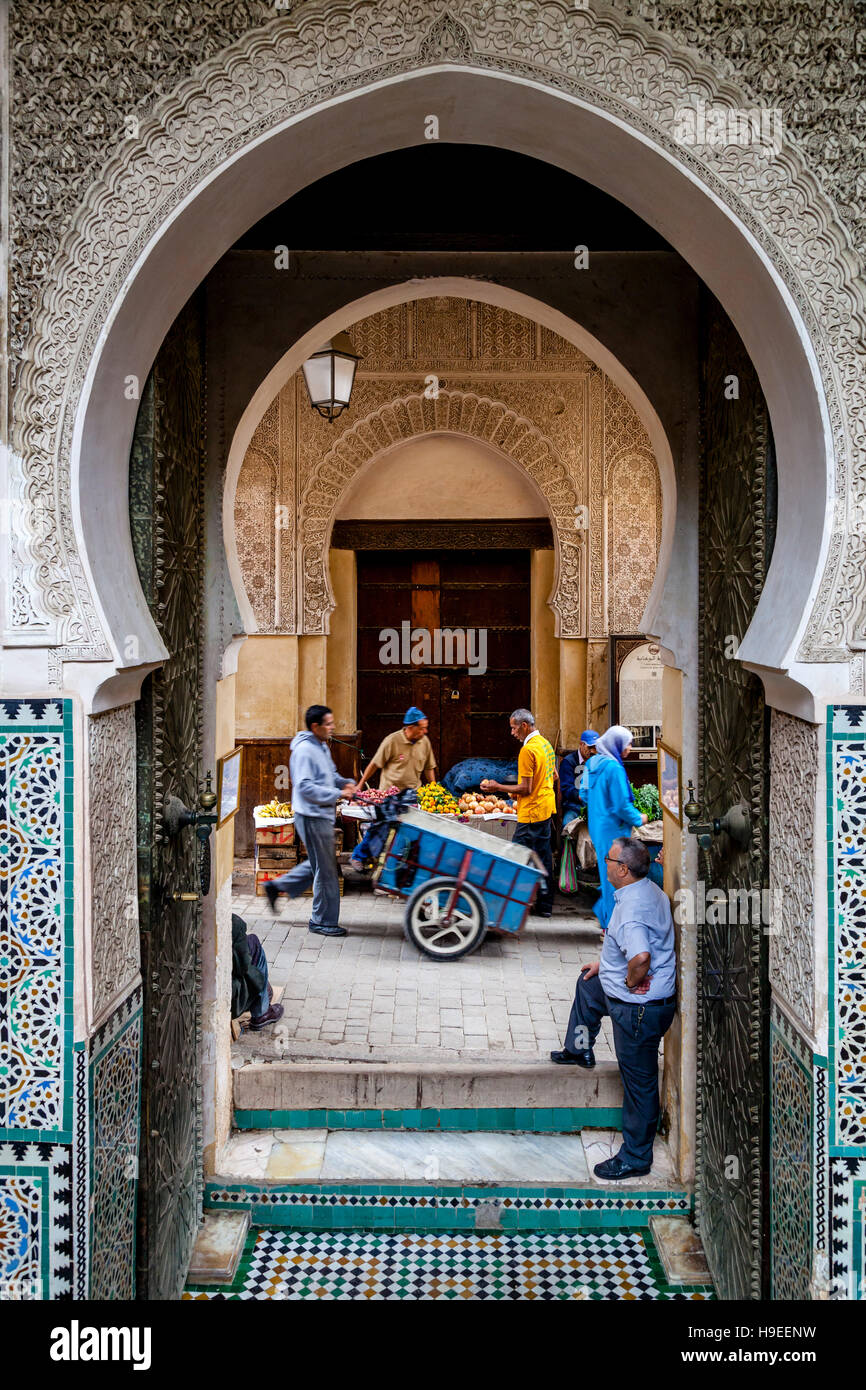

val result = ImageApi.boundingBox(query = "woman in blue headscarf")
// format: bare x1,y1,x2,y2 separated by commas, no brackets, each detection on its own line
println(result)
581,724,646,930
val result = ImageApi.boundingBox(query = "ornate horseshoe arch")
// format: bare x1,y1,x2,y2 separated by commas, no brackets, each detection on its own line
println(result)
5,0,861,704
297,392,584,637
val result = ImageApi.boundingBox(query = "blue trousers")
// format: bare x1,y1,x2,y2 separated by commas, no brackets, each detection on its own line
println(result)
351,821,389,866
565,969,676,1167
270,814,342,929
514,818,554,912
245,934,270,1020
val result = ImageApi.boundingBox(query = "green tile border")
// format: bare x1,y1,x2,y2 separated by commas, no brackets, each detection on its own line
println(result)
202,1180,693,1232
233,1107,623,1132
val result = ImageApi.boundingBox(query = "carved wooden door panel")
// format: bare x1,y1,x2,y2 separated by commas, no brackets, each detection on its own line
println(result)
696,294,774,1301
355,548,530,767
130,298,206,1301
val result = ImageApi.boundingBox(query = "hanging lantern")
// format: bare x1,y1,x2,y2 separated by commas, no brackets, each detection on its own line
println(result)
301,331,361,422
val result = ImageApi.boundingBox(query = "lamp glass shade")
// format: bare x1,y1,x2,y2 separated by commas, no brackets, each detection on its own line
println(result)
301,331,360,421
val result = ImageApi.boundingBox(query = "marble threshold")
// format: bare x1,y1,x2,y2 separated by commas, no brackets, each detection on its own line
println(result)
217,1127,680,1191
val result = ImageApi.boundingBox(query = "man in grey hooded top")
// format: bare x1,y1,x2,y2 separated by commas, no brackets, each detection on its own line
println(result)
265,705,357,936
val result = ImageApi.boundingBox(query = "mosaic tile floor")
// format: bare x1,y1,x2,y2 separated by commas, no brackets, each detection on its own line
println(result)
184,1227,714,1300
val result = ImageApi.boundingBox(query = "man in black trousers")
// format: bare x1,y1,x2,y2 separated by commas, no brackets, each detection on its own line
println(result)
550,836,677,1180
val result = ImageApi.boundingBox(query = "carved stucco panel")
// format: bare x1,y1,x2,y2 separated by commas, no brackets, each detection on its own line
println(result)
769,710,818,1035
608,452,661,633
7,1,861,664
234,400,278,632
88,705,140,1024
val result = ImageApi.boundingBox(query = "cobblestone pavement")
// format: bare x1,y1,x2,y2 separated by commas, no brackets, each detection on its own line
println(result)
232,884,615,1064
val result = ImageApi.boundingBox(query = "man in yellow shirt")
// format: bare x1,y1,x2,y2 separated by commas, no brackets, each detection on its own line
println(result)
481,708,558,918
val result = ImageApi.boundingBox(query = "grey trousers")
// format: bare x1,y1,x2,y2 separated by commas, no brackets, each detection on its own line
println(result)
270,813,342,929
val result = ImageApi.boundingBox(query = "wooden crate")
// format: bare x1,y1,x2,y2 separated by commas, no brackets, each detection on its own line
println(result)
257,850,298,870
255,867,344,898
255,822,295,847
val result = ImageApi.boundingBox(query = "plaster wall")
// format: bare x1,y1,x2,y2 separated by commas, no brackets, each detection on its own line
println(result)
659,664,697,1184
559,639,589,751
531,549,559,742
337,436,546,521
236,636,299,740
326,550,358,733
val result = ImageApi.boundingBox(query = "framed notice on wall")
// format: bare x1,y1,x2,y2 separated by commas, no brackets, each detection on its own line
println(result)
216,746,244,829
658,741,682,825
609,635,664,754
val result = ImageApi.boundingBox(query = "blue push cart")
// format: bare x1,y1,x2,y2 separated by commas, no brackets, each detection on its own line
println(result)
374,809,547,960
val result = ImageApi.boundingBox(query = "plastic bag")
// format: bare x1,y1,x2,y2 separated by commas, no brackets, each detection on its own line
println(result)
558,837,579,894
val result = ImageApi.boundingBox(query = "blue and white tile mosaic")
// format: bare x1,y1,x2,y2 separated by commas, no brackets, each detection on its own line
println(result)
0,1141,73,1298
828,709,866,1148
0,699,74,1138
827,707,866,1301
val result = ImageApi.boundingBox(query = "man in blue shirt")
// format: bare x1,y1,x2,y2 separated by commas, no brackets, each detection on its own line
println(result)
559,729,599,823
550,835,677,1179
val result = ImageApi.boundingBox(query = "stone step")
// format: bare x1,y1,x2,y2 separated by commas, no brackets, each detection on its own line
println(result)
233,1058,625,1132
207,1128,690,1234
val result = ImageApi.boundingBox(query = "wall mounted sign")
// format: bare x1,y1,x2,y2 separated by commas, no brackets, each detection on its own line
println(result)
216,746,244,829
658,741,682,825
610,636,664,752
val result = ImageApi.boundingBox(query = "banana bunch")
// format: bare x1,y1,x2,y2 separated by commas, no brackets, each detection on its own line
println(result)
260,799,292,818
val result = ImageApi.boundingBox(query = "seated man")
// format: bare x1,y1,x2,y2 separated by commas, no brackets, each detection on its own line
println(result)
231,913,283,1032
559,729,599,824
550,836,677,1180
350,706,436,871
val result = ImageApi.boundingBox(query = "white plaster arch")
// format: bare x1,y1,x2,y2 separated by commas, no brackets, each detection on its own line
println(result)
9,9,854,714
223,279,676,646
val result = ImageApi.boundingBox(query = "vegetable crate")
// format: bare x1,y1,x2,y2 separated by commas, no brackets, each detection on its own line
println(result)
374,809,545,960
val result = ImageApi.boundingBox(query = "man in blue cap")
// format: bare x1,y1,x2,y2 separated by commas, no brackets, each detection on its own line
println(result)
350,708,437,871
560,730,600,823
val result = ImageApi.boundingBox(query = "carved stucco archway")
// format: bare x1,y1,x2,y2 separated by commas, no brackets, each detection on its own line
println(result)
299,396,584,638
223,277,677,656
4,1,861,716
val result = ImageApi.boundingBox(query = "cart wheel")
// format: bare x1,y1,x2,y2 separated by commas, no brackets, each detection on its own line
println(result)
404,876,488,960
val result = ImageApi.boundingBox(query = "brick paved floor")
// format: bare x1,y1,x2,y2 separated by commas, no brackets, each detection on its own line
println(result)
232,882,616,1065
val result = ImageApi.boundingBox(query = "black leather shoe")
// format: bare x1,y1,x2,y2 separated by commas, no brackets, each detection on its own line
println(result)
593,1154,651,1181
249,1003,284,1032
550,1048,595,1068
264,881,280,914
308,924,347,937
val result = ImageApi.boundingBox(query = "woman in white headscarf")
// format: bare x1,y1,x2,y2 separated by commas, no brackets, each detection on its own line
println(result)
581,725,647,930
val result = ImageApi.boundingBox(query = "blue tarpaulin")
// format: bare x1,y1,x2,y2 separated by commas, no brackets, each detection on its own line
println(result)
441,758,519,795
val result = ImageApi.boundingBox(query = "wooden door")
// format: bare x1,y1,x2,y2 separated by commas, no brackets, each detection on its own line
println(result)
695,292,773,1301
130,298,205,1301
356,548,530,777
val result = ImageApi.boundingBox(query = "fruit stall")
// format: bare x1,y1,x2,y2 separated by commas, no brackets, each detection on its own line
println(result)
416,782,519,842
